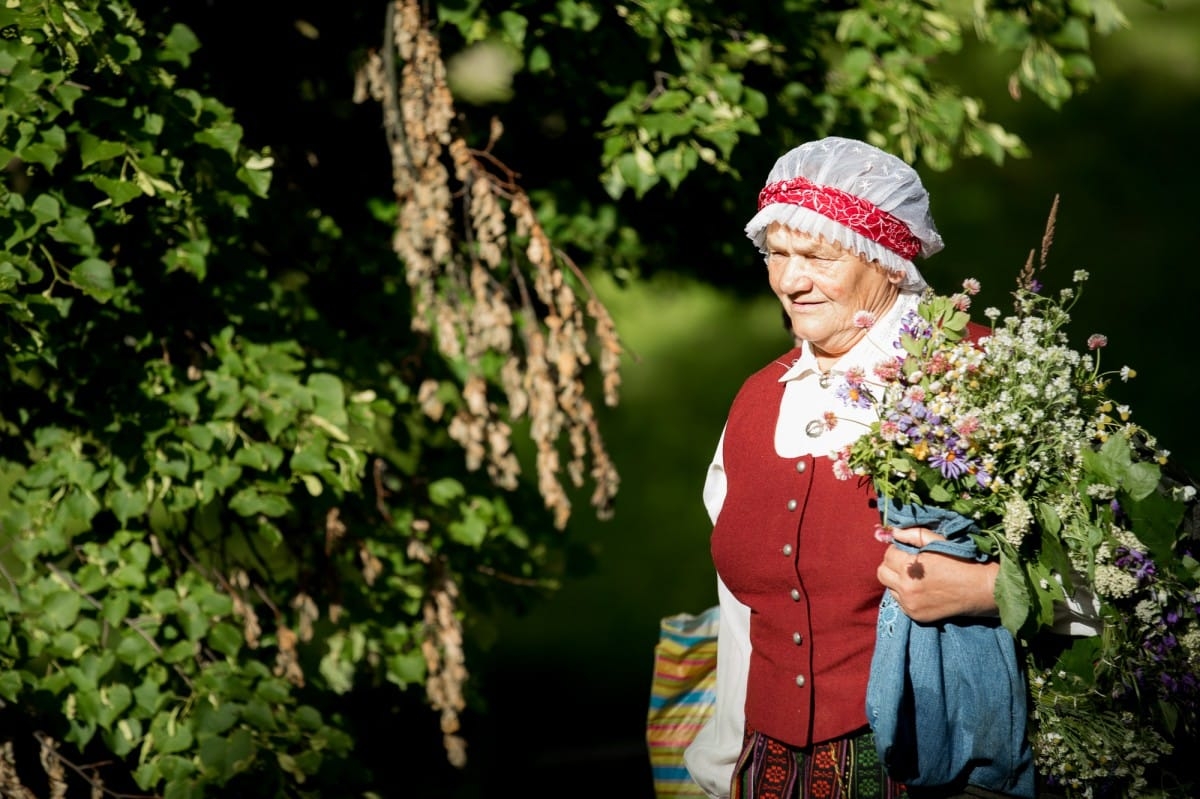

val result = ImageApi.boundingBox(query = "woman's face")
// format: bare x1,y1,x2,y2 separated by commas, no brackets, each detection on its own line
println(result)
764,222,902,361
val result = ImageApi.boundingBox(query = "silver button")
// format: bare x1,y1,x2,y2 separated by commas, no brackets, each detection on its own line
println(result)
804,419,824,437
818,373,833,389
789,589,800,601
795,674,806,687
786,499,798,511
795,460,807,473
793,632,803,645
782,544,793,556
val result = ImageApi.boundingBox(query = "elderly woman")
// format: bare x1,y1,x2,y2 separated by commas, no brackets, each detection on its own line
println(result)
683,137,1030,799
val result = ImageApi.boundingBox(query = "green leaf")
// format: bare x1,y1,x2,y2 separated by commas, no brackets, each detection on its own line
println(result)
289,437,329,474
194,698,236,738
655,145,699,190
428,478,465,506
150,708,195,754
236,161,272,198
386,650,426,687
294,705,323,730
110,562,148,589
641,111,694,141
21,142,61,171
994,555,1031,635
1124,461,1160,501
70,258,115,302
103,718,143,757
497,10,528,48
90,175,145,206
97,683,133,728
228,487,292,518
195,121,243,159
162,770,202,799
115,631,158,671
1127,489,1185,564
308,372,348,426
1089,0,1129,34
1037,515,1075,586
241,699,277,731
928,482,953,503
133,676,164,710
202,463,243,493
0,671,22,702
162,640,198,664
198,727,255,780
207,622,244,658
66,718,98,749
616,151,658,198
255,678,291,705
260,399,297,441
160,23,202,66
319,636,358,694
1049,18,1090,50
102,594,131,628
837,48,873,87
51,214,96,247
1054,635,1101,687
177,598,206,641
448,514,487,547
300,473,323,496
43,590,83,629
166,239,210,277
233,442,285,471
648,89,691,112
77,133,125,168
528,44,551,73
109,485,149,524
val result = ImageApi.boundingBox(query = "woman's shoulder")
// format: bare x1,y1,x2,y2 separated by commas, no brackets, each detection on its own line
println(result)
729,346,802,401
747,346,802,382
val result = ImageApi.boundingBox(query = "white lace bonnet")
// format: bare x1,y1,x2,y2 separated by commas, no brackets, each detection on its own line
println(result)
744,136,943,292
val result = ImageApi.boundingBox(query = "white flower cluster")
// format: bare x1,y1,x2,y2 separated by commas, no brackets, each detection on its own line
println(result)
1003,494,1033,546
1029,671,1171,798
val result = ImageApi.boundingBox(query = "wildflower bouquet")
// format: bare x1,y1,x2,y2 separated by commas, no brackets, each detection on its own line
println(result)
832,247,1200,797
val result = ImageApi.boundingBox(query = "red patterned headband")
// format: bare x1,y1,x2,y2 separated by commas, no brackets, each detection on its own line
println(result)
757,176,921,260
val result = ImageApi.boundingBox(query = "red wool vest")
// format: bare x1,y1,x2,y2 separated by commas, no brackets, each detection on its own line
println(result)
711,348,887,748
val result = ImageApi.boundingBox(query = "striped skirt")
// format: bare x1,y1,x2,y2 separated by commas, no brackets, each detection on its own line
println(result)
731,727,907,799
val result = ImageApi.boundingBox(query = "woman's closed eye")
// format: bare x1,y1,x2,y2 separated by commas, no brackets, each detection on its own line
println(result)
768,251,841,266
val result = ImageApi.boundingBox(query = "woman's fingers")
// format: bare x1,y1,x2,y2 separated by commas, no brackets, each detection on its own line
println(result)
887,525,942,548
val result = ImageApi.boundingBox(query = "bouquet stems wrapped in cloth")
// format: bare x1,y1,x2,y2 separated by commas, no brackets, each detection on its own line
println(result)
864,500,1036,797
831,218,1200,799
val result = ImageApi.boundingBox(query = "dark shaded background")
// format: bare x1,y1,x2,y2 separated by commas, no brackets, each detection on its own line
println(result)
469,6,1200,798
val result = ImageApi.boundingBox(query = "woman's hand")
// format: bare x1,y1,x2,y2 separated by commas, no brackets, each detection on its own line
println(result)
876,526,999,623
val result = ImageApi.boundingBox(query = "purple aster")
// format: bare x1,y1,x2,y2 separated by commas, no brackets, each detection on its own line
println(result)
835,380,875,409
929,448,971,479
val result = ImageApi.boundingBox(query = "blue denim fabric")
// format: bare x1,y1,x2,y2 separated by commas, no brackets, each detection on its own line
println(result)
865,500,1036,798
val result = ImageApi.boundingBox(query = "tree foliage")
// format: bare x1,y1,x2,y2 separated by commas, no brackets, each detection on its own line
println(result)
0,0,1156,795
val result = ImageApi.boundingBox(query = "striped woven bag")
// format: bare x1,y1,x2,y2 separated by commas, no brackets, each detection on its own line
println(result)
646,606,719,797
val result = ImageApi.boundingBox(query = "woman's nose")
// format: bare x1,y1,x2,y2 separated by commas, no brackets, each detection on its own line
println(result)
777,257,814,292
